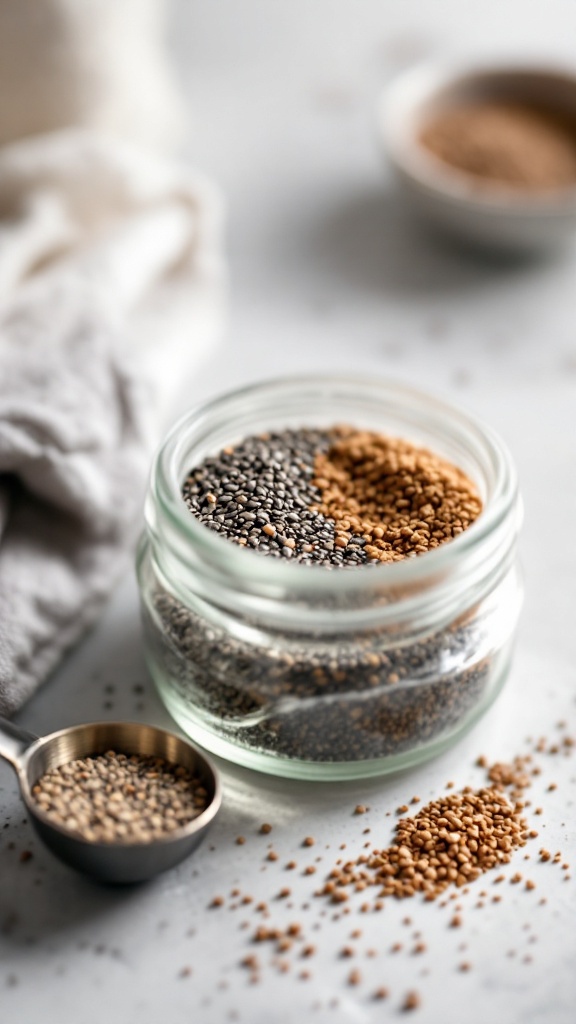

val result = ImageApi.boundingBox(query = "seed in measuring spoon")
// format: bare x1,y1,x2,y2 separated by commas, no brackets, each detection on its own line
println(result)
31,751,209,843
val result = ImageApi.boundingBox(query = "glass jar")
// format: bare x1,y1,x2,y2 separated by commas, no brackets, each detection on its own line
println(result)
137,377,523,780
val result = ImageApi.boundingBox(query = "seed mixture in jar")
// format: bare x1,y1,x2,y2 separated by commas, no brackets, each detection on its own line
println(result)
143,426,491,764
182,426,482,566
32,751,208,843
150,592,491,762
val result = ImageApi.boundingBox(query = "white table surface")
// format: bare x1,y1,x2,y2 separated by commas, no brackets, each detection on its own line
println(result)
1,2,575,1022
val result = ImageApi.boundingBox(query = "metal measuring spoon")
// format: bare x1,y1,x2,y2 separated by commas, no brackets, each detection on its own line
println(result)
0,716,222,884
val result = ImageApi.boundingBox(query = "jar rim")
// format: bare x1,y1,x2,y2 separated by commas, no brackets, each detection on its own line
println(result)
149,375,519,596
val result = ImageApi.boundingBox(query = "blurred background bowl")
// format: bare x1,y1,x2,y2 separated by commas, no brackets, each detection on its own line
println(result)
379,61,576,253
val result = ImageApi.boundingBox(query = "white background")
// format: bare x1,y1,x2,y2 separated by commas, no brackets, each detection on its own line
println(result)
1,2,575,1022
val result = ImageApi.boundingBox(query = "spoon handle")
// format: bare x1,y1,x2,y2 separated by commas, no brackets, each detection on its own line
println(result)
0,716,39,768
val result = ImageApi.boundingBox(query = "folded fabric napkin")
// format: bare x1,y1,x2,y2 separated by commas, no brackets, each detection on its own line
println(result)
0,0,184,150
0,130,224,715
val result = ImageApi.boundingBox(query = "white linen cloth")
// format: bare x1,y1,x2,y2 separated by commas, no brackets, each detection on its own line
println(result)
0,130,224,714
0,0,184,149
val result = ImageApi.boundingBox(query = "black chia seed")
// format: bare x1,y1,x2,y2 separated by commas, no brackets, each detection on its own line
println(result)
181,429,369,567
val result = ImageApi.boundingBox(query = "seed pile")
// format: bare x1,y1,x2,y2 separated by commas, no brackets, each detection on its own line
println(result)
317,787,529,903
312,430,482,563
182,426,481,567
32,751,208,843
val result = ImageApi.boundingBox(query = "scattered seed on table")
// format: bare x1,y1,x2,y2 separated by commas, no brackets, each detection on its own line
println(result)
401,991,421,1011
241,955,259,972
212,738,574,996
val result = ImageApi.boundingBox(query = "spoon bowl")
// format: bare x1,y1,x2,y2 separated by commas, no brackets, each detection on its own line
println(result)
0,717,222,884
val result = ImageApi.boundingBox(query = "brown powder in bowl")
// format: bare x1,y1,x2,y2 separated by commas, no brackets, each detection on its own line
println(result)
420,101,576,192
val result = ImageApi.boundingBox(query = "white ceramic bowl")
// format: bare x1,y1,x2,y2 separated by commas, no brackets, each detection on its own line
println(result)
379,62,576,252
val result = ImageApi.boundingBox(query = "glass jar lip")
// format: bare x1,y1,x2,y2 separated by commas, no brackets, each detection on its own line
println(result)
150,374,519,593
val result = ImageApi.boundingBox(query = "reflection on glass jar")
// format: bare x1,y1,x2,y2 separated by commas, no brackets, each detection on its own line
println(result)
137,377,523,780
